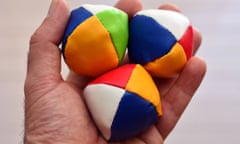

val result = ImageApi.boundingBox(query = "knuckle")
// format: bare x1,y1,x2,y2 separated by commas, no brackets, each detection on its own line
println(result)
30,28,42,45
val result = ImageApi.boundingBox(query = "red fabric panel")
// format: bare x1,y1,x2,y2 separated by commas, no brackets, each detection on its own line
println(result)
88,64,136,89
178,25,193,60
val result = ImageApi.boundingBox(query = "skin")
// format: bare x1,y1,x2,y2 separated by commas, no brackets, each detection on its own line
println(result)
24,0,207,144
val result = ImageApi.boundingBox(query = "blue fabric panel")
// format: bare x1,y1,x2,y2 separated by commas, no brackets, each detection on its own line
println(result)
109,92,158,141
128,15,177,65
62,7,93,54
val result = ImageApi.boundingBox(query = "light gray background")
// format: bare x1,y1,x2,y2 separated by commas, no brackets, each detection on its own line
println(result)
0,0,239,143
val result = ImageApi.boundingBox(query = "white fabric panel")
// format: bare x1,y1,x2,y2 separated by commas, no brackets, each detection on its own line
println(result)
83,84,125,140
137,9,190,41
82,4,117,15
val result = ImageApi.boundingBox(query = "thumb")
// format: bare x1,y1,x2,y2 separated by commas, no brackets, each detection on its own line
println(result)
32,0,69,44
25,0,69,95
27,0,69,78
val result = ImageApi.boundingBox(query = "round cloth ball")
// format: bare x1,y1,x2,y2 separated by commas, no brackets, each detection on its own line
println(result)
83,64,162,141
128,9,193,78
62,4,129,77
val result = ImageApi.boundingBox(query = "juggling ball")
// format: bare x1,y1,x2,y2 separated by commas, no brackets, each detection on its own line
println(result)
128,9,193,78
62,4,129,76
83,64,162,141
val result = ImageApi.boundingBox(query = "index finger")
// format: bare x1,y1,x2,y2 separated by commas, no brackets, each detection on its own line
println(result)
115,0,142,19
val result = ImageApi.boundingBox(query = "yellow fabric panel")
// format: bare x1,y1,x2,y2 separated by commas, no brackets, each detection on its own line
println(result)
64,16,118,76
126,64,162,115
144,43,187,78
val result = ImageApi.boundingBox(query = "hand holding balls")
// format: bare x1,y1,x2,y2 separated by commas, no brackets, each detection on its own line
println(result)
61,4,193,142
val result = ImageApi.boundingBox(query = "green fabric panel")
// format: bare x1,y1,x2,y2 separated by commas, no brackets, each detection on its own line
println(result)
96,9,128,63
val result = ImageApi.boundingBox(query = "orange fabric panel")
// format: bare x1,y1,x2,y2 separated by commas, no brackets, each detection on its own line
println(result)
126,64,162,115
64,16,118,76
144,43,187,78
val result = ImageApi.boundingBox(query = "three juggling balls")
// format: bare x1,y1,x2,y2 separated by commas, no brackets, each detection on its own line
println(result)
61,4,193,142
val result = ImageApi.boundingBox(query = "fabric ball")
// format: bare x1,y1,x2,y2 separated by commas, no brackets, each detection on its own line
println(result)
128,9,193,78
83,64,162,141
62,4,128,76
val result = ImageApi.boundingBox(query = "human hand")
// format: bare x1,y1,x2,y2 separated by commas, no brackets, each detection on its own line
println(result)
24,0,206,144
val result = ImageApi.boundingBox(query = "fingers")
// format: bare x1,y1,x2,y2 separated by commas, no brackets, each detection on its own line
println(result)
193,28,202,53
159,3,202,54
159,3,181,12
108,138,145,144
118,126,163,144
115,0,142,18
157,56,206,139
121,138,146,144
138,126,163,144
26,0,69,80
